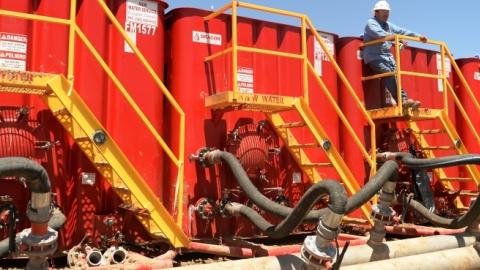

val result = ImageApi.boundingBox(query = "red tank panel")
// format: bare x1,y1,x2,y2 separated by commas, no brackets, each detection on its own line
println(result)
455,58,480,202
165,7,339,238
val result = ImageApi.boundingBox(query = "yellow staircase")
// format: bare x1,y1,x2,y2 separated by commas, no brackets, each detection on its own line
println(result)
364,34,480,210
0,0,189,248
206,92,371,220
0,71,189,248
205,1,378,223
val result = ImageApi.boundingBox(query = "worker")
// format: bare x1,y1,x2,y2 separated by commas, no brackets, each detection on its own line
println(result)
363,0,427,109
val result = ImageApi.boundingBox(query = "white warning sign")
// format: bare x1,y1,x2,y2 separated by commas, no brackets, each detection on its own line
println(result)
474,72,480,81
314,33,335,76
0,32,27,71
192,31,222,46
237,67,254,93
436,53,452,74
124,0,158,53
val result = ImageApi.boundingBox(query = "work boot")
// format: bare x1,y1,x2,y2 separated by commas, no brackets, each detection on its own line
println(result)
402,99,421,110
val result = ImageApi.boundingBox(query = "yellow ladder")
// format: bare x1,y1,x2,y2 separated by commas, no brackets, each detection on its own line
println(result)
205,92,372,222
408,111,480,208
371,107,480,209
0,71,189,248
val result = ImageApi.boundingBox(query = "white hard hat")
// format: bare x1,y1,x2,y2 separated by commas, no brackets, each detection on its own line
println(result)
373,1,390,11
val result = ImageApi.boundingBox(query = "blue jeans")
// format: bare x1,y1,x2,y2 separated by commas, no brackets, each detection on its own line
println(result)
368,59,408,102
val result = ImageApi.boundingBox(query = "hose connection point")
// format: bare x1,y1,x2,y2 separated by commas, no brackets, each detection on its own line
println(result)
189,147,218,167
371,204,396,224
377,152,398,162
195,198,217,220
301,235,335,269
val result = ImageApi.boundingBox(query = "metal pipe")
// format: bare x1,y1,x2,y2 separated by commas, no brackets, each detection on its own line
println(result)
165,233,477,270
187,242,254,258
86,247,105,267
340,233,476,266
341,246,480,270
103,246,128,265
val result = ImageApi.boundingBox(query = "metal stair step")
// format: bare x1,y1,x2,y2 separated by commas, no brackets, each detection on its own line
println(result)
420,145,455,150
412,129,445,134
275,121,305,128
459,190,479,197
289,143,318,149
440,177,474,182
301,162,333,168
118,203,150,217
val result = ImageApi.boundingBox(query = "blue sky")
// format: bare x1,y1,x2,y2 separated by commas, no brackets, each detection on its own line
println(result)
166,1,479,59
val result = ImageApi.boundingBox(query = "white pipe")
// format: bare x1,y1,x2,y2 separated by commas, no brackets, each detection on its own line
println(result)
342,246,480,270
164,234,477,270
341,233,476,266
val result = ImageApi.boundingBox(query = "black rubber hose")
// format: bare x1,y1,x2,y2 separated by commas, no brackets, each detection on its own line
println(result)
407,196,480,229
212,151,398,221
394,153,480,170
387,152,480,228
0,157,51,193
225,179,347,238
345,160,398,212
0,207,66,258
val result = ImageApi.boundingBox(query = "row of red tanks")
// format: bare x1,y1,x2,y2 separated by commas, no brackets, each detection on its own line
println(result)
0,0,479,268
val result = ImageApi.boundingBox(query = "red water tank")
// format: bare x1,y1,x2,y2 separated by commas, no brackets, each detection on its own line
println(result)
336,37,368,186
454,57,480,201
165,7,340,238
400,47,459,189
106,0,168,199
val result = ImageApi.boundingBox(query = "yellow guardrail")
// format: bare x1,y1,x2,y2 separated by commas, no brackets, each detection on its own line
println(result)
0,0,186,226
204,1,377,176
362,35,480,147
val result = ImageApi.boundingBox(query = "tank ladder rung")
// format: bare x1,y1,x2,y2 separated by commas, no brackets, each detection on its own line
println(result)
440,177,474,182
289,143,318,149
275,121,305,129
459,190,479,197
420,145,455,151
301,162,333,168
412,129,445,134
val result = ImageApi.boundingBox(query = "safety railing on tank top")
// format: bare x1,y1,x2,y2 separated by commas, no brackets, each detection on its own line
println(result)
205,0,378,177
362,35,480,146
0,0,187,226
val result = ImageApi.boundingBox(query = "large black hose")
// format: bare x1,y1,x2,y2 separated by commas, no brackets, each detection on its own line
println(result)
346,160,398,212
208,151,398,222
0,157,51,193
225,180,347,238
383,152,480,228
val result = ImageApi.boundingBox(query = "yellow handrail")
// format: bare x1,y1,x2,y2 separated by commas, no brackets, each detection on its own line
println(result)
445,81,480,145
0,1,186,226
362,34,480,160
205,1,377,176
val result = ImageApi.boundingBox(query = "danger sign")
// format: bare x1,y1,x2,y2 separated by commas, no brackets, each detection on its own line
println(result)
0,32,27,71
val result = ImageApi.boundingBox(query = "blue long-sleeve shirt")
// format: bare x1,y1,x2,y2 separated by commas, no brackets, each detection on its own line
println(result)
363,17,420,64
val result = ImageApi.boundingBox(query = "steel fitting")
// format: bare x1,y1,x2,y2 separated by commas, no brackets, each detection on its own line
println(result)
103,246,128,264
301,235,336,269
19,227,58,257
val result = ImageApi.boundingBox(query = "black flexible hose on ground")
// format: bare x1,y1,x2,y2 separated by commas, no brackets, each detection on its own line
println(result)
206,151,398,222
225,179,347,238
382,152,480,228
